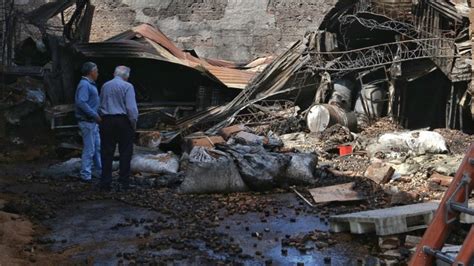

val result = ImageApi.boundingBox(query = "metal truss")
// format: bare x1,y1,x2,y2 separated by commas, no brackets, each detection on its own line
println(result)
339,14,436,40
309,38,456,76
334,0,458,78
354,0,415,22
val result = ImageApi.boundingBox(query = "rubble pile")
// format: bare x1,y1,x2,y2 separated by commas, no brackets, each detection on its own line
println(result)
1,0,473,264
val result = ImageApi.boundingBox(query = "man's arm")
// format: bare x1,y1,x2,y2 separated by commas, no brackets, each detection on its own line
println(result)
125,85,139,130
76,82,99,120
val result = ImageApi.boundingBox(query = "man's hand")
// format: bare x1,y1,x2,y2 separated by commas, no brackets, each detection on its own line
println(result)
95,116,102,123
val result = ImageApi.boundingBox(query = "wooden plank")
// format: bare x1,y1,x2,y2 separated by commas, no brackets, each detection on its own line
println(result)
309,182,365,204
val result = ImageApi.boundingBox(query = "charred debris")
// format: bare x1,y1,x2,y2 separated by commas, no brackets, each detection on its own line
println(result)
0,0,473,188
2,1,474,264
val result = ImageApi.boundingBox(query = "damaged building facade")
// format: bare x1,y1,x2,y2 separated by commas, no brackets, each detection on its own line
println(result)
309,0,474,132
1,0,473,138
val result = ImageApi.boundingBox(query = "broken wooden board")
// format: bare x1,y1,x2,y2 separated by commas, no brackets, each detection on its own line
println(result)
308,182,365,204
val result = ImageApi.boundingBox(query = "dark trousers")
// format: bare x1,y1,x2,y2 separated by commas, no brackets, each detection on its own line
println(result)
100,115,134,186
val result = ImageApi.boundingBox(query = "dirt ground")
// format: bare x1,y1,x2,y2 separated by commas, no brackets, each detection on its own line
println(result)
0,119,472,265
0,210,34,265
0,160,384,265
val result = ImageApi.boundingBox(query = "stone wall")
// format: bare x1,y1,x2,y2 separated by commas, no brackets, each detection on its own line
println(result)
16,0,337,62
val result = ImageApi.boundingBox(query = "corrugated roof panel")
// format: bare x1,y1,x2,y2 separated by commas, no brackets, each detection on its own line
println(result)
131,24,188,60
76,24,261,89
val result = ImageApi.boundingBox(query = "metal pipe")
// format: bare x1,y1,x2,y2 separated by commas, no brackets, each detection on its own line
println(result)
422,246,455,264
450,203,474,216
290,186,314,208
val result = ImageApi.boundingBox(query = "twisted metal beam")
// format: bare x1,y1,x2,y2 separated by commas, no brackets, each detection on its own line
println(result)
354,0,415,22
339,14,436,40
335,0,458,78
309,38,456,75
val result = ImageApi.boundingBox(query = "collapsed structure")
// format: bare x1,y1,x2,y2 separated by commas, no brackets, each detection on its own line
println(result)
1,0,473,142
1,1,474,264
185,0,474,135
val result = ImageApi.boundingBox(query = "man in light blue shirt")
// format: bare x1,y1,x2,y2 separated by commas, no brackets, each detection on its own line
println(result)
75,62,102,182
99,66,138,190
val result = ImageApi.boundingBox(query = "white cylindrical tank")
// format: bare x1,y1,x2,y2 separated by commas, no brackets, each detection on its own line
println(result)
306,104,358,133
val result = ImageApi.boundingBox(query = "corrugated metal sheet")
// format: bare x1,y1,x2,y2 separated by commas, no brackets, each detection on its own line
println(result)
76,23,257,89
203,58,241,68
74,41,163,60
175,37,310,131
129,24,188,60
204,65,256,89
428,1,466,22
449,0,470,17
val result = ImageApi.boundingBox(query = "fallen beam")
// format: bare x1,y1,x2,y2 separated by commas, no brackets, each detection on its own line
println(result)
309,182,365,204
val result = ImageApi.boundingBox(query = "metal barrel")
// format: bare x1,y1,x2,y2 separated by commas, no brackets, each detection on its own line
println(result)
306,104,358,132
354,84,387,119
328,79,354,112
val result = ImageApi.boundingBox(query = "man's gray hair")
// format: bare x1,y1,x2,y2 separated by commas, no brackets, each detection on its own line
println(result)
81,61,97,76
114,65,131,79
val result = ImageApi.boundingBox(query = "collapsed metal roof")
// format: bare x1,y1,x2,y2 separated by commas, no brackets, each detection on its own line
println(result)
74,24,266,89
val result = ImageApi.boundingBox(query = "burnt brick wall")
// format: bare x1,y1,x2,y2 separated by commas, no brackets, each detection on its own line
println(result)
17,0,337,62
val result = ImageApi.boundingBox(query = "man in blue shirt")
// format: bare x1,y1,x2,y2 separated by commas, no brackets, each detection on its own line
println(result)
75,62,102,182
99,65,138,190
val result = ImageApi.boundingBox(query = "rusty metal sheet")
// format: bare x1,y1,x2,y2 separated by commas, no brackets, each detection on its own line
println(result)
78,23,257,90
130,24,188,60
130,24,256,88
204,58,240,68
73,41,167,61
203,65,256,89
428,1,465,22
308,182,366,204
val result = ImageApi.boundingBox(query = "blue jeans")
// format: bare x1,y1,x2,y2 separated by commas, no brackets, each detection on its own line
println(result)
78,121,102,180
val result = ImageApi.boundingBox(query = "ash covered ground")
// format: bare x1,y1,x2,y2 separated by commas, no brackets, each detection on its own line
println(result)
0,118,471,265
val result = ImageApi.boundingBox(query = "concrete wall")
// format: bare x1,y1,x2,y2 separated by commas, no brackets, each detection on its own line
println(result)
17,0,337,62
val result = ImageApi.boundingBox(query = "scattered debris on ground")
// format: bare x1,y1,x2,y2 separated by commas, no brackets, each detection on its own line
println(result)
1,0,474,264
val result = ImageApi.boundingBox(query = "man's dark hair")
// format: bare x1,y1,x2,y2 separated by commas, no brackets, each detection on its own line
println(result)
81,61,98,76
